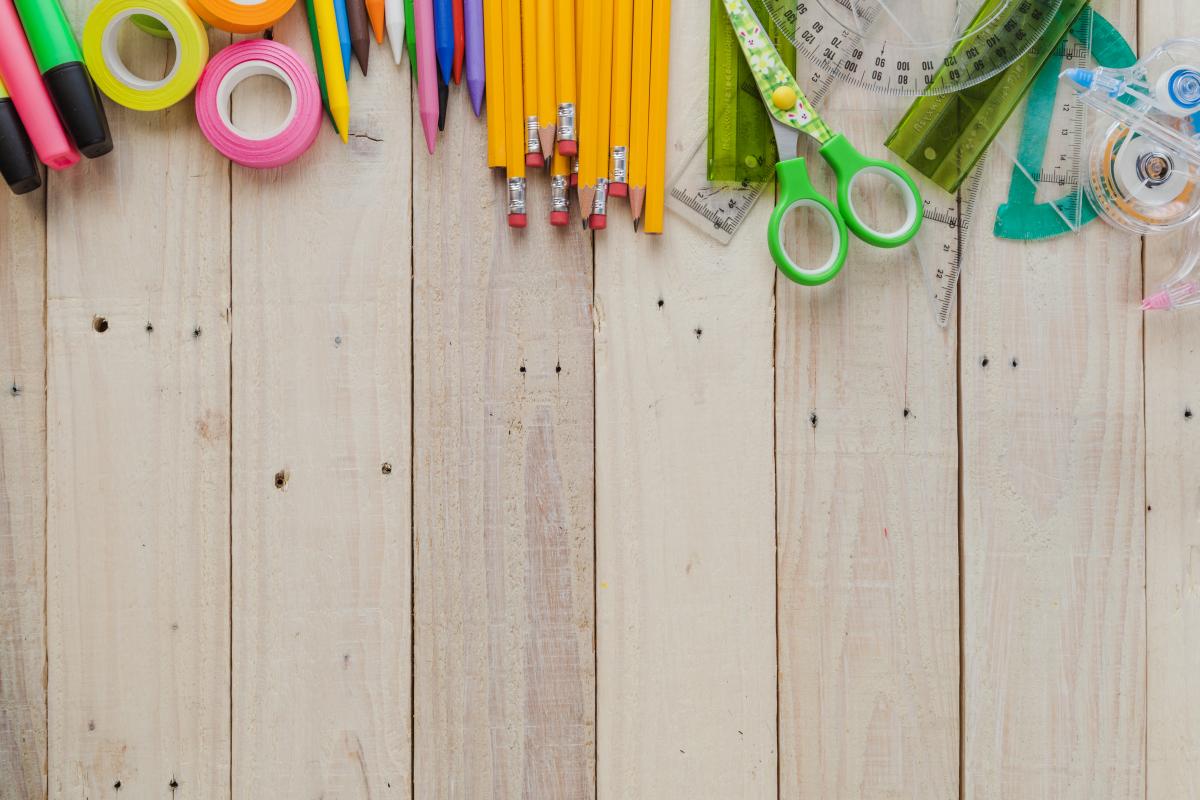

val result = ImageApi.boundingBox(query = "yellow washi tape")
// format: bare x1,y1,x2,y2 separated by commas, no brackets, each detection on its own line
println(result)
83,0,209,111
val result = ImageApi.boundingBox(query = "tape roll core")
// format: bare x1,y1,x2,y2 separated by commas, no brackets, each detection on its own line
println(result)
102,11,183,92
215,60,298,142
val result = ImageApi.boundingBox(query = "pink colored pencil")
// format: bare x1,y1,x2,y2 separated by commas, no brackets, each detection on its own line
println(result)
414,0,439,153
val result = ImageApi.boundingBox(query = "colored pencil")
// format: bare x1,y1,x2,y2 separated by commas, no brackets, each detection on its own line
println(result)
333,0,352,78
609,0,633,197
554,0,576,155
414,0,439,151
346,0,371,74
465,0,485,115
367,0,385,43
483,0,505,166
314,0,351,141
434,0,454,84
386,0,404,63
305,0,332,124
589,0,613,228
576,0,599,221
452,0,464,83
627,0,652,224
535,0,555,159
502,0,527,225
643,0,670,234
404,0,417,72
520,0,541,166
438,72,448,130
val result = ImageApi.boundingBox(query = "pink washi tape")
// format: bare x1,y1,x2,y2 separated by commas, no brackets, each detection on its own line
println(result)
194,40,321,169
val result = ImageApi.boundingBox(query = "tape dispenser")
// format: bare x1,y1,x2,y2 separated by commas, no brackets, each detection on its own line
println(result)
1063,38,1200,234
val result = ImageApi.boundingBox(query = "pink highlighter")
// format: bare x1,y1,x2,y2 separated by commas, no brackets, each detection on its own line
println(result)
0,0,79,170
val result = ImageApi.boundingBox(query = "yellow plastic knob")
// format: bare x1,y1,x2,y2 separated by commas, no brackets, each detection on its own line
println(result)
772,85,798,111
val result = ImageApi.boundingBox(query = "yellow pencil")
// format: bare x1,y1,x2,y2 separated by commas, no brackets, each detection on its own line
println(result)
643,0,670,234
520,0,542,166
608,0,634,198
589,0,614,228
503,0,528,225
554,0,576,156
627,0,652,222
550,149,571,225
536,0,556,158
314,0,350,142
484,0,506,167
576,0,599,220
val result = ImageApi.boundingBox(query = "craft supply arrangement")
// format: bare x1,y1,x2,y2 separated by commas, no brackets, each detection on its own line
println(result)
0,0,673,230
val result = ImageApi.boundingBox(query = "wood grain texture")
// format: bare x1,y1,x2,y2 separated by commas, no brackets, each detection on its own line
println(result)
775,101,960,798
1143,4,1200,795
960,2,1146,794
45,13,232,799
0,183,47,798
413,89,595,800
230,10,412,798
594,7,777,798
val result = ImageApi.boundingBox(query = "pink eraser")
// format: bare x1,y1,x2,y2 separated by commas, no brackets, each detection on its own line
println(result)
557,140,577,156
550,210,569,227
525,153,544,168
609,182,628,198
508,213,528,228
569,172,577,187
588,214,607,230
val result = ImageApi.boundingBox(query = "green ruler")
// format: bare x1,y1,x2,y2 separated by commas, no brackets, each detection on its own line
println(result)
706,0,795,182
886,0,1092,193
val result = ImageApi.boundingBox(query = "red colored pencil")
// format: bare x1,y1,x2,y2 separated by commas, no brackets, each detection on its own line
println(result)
452,0,464,83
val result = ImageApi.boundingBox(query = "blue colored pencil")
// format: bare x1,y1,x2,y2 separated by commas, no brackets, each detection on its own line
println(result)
433,0,454,84
334,0,352,78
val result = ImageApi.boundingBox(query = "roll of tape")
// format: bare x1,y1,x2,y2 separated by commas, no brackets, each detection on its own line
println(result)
83,0,209,111
195,39,322,168
187,0,295,33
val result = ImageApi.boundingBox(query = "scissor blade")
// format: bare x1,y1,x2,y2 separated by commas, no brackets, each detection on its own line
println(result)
720,0,812,132
772,118,800,163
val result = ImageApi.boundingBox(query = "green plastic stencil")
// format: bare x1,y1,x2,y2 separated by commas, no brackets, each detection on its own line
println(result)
706,0,794,182
993,9,1135,239
886,0,1092,193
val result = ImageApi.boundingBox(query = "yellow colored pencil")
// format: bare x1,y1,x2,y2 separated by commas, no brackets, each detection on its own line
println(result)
484,0,506,167
576,0,599,221
536,0,556,158
627,0,652,222
608,0,634,197
554,0,576,156
643,0,670,234
314,0,350,142
503,0,528,225
520,0,542,166
589,0,613,228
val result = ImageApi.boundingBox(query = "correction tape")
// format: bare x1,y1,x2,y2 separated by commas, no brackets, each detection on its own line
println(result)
1142,224,1200,311
1063,38,1200,234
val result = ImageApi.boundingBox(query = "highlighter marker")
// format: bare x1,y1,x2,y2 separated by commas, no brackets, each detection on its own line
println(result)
0,75,42,194
13,0,112,157
0,0,79,170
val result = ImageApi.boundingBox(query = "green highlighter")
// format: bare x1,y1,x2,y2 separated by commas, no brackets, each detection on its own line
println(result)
13,0,112,158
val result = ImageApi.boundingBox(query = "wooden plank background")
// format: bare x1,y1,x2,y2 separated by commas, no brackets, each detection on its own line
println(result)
2,0,1197,797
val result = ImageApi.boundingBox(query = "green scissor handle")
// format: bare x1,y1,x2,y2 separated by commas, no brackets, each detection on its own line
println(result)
768,134,923,286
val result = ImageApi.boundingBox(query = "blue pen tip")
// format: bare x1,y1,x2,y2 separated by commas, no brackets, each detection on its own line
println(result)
1061,67,1094,89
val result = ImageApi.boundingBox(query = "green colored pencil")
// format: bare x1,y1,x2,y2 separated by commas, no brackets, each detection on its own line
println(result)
304,0,335,128
404,0,417,78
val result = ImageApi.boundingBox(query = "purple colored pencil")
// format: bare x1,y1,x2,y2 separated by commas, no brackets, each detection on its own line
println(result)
464,0,485,116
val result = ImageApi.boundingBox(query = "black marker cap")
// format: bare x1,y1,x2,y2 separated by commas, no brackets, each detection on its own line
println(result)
43,62,112,159
0,99,42,195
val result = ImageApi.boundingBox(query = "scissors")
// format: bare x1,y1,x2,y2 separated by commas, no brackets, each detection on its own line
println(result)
722,0,923,285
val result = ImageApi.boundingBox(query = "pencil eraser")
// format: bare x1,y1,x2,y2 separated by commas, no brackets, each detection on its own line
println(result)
550,211,569,227
589,214,607,230
558,140,578,156
525,153,544,168
609,182,628,198
508,213,528,228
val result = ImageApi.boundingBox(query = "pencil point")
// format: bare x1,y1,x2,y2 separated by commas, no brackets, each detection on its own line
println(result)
389,34,403,64
355,45,370,75
579,187,596,220
557,140,577,156
468,79,485,116
629,187,646,224
538,127,555,162
525,153,544,168
421,112,438,154
632,218,640,232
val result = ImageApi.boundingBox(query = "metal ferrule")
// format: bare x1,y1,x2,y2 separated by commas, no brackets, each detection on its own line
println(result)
557,102,576,142
610,146,628,183
572,156,579,175
525,116,541,154
592,178,609,215
508,177,527,215
551,175,569,212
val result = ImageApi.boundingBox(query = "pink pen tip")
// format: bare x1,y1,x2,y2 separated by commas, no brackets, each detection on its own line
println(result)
508,213,528,228
525,153,544,168
550,211,569,226
558,140,577,156
609,182,628,198
1142,291,1172,311
589,214,607,230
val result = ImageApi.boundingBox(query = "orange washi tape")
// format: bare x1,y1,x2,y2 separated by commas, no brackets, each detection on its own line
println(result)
187,0,295,32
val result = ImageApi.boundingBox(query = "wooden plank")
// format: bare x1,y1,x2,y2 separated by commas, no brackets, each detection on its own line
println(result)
1143,1,1200,795
0,183,47,798
960,1,1145,794
593,7,777,798
230,12,412,798
775,100,960,797
413,90,596,799
45,13,232,799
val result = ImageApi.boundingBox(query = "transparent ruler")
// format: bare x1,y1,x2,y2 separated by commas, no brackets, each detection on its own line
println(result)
913,160,986,327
